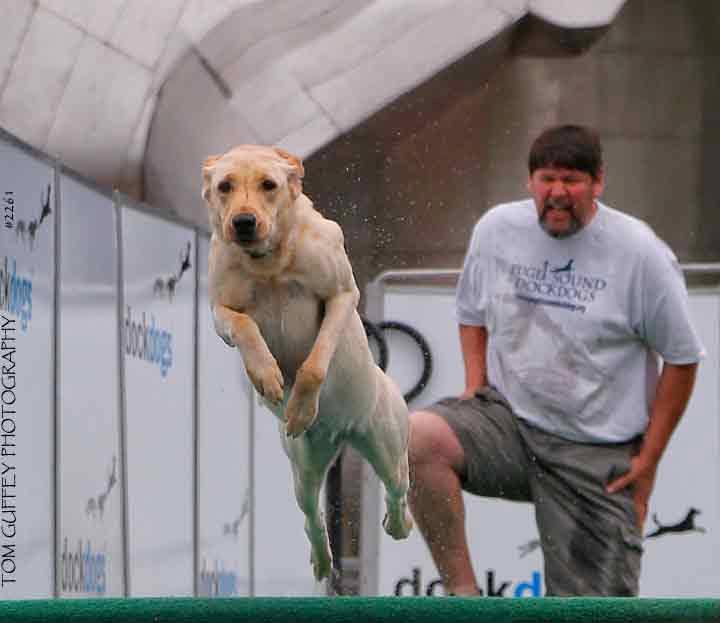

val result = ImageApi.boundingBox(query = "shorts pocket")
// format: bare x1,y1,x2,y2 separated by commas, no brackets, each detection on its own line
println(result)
475,385,513,411
606,461,630,487
617,524,643,595
620,524,644,554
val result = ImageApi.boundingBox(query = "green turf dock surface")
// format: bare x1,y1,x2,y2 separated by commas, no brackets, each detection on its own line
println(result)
0,597,718,623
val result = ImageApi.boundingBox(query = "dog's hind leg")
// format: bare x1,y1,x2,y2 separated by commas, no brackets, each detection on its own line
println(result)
283,434,340,581
351,375,413,540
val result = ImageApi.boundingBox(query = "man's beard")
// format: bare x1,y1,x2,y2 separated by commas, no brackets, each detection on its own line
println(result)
539,198,582,239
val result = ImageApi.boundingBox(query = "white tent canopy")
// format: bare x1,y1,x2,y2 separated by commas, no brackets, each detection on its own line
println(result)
0,0,625,201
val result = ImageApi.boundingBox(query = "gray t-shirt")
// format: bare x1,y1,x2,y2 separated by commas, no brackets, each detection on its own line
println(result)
456,199,704,443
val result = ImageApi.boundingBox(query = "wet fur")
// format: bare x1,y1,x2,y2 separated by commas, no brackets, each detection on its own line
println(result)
202,145,413,581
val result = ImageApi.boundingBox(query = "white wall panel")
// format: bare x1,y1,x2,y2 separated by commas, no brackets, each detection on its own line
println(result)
253,400,322,596
0,138,55,598
57,174,124,598
196,235,252,597
639,292,720,596
121,206,195,596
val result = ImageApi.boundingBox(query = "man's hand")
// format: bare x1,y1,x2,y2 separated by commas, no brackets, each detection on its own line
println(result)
606,361,698,529
606,454,658,529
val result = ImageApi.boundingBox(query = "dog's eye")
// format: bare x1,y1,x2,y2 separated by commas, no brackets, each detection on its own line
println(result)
261,179,277,191
217,180,232,194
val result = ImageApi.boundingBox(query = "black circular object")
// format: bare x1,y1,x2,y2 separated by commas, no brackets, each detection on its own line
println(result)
377,320,433,404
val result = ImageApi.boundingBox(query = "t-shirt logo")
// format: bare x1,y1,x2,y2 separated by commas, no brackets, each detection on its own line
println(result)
550,259,574,274
508,259,607,314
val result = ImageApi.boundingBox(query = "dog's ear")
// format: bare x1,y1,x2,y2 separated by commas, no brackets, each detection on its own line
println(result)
273,147,304,200
201,155,221,202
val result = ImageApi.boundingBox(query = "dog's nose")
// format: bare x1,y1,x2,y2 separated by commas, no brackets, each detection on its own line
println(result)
232,213,256,239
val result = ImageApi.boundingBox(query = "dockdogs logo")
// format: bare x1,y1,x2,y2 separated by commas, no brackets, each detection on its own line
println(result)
59,538,107,595
0,257,32,331
394,566,542,597
198,560,239,597
124,305,173,377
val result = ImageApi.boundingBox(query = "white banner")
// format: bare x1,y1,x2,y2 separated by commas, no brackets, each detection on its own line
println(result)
226,233,321,595
196,235,252,597
253,400,324,596
638,292,719,596
57,174,124,598
121,206,195,597
0,139,55,598
369,284,719,598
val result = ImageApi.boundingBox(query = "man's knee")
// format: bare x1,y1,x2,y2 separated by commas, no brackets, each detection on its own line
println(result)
408,410,465,474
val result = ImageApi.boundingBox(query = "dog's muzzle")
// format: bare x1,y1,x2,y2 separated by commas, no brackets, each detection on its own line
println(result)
232,213,257,243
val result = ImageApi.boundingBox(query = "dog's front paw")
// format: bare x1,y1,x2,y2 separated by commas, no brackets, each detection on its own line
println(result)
284,390,319,438
247,359,284,405
284,364,323,437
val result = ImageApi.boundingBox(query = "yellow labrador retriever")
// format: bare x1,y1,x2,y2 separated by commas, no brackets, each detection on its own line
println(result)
201,144,412,581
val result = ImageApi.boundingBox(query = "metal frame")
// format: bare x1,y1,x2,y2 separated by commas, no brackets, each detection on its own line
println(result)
248,349,257,597
114,192,132,597
365,265,720,321
51,157,61,598
192,230,200,597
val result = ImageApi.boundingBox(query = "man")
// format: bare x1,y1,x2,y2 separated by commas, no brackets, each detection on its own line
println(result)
408,125,703,596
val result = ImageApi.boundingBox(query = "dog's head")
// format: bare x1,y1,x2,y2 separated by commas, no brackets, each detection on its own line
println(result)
201,145,304,257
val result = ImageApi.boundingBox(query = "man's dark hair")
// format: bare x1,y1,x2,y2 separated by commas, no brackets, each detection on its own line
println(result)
528,125,603,180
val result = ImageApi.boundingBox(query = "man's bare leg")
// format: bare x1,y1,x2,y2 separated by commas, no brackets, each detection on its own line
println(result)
408,411,480,596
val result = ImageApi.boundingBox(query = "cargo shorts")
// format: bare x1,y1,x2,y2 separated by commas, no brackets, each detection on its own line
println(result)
426,386,644,596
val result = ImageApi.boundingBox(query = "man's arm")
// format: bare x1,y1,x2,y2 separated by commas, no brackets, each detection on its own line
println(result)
459,324,488,399
607,361,699,526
